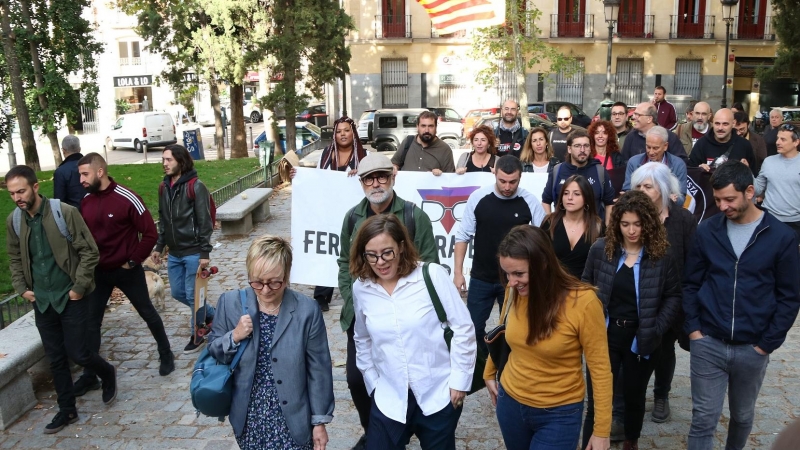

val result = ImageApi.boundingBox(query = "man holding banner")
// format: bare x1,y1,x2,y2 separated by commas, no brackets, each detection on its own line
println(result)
337,153,439,450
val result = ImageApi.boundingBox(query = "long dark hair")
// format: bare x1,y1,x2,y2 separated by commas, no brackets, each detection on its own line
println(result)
497,225,596,346
318,116,368,170
349,214,421,282
605,190,668,260
587,120,620,157
545,175,602,244
163,144,194,174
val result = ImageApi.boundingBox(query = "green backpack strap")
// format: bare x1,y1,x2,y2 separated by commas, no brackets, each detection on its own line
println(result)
422,262,453,350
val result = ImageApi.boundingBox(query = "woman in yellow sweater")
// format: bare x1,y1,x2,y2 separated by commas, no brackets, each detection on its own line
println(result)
484,225,612,450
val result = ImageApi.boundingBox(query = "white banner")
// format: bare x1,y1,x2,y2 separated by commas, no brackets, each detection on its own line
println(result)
290,168,549,286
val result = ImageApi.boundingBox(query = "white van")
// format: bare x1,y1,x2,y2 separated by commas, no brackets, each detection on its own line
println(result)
105,112,178,153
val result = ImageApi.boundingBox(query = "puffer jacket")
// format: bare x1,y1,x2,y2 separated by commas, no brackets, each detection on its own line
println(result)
154,169,214,258
581,238,682,356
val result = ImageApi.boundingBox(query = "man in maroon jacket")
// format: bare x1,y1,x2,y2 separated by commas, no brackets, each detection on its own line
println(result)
653,86,677,131
73,153,174,397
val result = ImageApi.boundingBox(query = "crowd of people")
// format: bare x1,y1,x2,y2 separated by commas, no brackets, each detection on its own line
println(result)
6,94,800,450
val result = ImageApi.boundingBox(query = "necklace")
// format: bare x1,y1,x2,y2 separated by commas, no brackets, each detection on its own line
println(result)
258,299,282,314
563,216,584,233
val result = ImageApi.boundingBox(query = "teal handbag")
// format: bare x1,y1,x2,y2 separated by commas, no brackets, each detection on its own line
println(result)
190,289,250,418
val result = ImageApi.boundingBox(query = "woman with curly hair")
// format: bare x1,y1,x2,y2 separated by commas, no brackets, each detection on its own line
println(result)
580,190,681,450
519,127,559,173
456,125,497,173
588,120,623,171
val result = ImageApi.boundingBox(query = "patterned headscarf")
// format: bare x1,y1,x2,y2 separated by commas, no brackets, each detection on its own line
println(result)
319,116,368,171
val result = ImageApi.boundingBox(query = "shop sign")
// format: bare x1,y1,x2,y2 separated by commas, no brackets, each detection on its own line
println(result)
113,75,152,88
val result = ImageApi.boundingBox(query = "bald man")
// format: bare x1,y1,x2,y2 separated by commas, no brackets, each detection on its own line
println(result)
688,109,756,175
677,102,713,156
763,109,784,157
621,102,688,164
53,135,85,209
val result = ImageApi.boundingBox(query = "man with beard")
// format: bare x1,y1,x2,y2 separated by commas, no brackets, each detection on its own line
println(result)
337,152,438,450
391,110,455,174
763,109,784,156
151,144,215,353
549,105,584,162
454,155,546,354
684,161,800,450
677,102,712,156
611,101,632,146
689,109,756,175
75,153,174,396
652,86,677,130
734,111,767,173
5,165,117,434
621,102,688,164
493,99,528,158
542,130,615,221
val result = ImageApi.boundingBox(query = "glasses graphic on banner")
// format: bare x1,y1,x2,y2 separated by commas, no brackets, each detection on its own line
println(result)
421,200,467,223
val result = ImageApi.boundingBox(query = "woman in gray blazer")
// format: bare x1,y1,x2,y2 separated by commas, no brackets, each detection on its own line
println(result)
208,235,334,450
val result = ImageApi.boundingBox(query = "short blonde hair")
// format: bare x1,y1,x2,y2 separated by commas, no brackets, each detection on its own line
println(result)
246,235,293,281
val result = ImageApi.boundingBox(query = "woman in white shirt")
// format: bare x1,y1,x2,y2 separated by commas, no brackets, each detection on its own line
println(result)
350,214,476,450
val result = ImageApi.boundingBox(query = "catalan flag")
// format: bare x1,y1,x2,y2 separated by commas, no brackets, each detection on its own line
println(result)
417,0,506,35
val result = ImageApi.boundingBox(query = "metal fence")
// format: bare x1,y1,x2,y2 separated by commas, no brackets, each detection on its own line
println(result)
0,294,33,329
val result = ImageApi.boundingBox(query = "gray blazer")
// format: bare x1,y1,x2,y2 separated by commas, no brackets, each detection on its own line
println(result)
207,287,334,444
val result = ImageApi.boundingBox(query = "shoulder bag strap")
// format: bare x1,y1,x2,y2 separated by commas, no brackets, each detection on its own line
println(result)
422,263,453,351
229,289,250,370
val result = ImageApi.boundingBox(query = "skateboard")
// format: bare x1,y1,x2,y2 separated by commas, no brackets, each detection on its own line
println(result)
193,266,219,346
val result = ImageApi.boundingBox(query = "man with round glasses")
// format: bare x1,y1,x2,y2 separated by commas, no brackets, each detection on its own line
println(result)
611,101,632,147
336,152,438,450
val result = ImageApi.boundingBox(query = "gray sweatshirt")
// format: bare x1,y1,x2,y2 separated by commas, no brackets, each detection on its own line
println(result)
755,153,800,222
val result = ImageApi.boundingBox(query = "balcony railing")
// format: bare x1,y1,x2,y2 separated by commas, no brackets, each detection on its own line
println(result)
731,16,775,40
669,15,715,39
615,14,654,38
550,14,595,38
374,15,411,39
431,28,468,38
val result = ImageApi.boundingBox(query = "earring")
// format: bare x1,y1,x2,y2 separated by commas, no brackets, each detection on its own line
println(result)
584,204,589,211
559,203,566,211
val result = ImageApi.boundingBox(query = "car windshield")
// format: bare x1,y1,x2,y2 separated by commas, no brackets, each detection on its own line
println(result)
360,111,374,121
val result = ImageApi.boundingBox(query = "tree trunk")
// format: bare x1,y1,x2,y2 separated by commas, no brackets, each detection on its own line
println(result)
208,73,225,160
18,0,62,165
510,0,529,129
229,84,248,158
0,0,39,170
283,68,298,154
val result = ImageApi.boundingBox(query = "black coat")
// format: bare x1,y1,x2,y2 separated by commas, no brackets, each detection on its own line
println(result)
53,152,85,210
581,238,682,356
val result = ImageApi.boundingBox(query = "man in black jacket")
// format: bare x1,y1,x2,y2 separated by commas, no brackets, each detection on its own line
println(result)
151,144,215,353
683,161,800,450
688,108,756,175
493,99,528,158
621,103,688,164
53,135,85,209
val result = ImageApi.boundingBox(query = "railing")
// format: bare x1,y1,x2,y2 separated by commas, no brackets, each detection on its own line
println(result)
0,294,33,330
431,28,467,38
669,15,715,39
550,14,594,38
374,15,411,38
731,16,774,40
616,14,655,38
119,57,129,66
131,57,142,65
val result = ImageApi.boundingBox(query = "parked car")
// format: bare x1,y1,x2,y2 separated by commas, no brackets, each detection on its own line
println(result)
372,108,464,153
243,100,263,123
296,103,326,122
527,101,592,128
473,113,557,134
463,107,501,137
425,107,463,124
104,112,177,153
775,106,800,126
196,103,232,126
357,109,377,143
253,121,322,156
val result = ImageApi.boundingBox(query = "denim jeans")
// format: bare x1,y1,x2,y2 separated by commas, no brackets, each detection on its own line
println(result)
688,335,769,450
496,384,583,450
466,277,505,354
168,253,215,327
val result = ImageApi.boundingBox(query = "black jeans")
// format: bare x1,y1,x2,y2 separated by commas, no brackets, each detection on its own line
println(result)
653,328,678,399
582,324,657,446
347,323,372,432
313,286,334,303
366,390,462,450
83,266,171,378
34,298,115,413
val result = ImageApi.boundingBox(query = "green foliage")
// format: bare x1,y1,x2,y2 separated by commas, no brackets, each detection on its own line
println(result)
115,98,132,115
176,85,199,117
757,1,800,81
470,2,574,94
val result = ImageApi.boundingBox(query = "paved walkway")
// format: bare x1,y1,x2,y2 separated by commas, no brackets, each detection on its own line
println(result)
1,184,797,449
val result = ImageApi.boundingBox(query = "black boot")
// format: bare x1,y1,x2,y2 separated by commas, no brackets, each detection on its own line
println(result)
159,350,175,376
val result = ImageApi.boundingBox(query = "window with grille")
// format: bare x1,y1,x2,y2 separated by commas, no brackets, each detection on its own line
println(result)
556,59,585,108
674,59,702,100
381,59,408,108
495,60,518,104
615,59,644,106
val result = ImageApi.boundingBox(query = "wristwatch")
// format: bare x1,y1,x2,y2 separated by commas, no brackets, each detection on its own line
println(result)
127,260,138,268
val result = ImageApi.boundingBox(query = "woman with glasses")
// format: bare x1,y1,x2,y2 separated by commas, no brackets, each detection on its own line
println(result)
755,123,800,240
541,175,604,278
350,214,476,450
588,120,623,171
208,235,334,450
519,126,559,173
485,225,611,450
580,191,681,450
456,124,497,174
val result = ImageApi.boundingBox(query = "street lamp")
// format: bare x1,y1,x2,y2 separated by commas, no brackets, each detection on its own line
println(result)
599,0,621,120
720,0,738,109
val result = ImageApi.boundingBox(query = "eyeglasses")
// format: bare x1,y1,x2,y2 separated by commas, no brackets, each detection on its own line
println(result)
611,112,626,117
362,250,396,264
360,174,390,186
249,280,284,290
556,117,571,121
571,144,591,150
421,200,467,222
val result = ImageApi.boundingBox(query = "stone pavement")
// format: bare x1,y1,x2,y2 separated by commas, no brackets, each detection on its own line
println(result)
1,184,798,449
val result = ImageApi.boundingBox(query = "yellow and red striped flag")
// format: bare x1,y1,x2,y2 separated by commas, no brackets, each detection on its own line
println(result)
417,0,506,35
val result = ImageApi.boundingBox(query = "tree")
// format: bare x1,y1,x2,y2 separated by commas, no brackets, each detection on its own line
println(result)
470,1,574,118
757,1,800,81
260,0,354,153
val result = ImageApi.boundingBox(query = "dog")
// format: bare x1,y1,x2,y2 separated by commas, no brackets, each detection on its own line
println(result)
142,258,167,311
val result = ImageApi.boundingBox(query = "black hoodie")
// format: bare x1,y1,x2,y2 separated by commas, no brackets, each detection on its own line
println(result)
541,158,615,220
688,132,756,175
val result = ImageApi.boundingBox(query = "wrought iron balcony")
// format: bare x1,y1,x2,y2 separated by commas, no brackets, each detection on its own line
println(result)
669,15,716,39
730,16,775,40
550,14,594,38
615,14,654,38
374,15,412,39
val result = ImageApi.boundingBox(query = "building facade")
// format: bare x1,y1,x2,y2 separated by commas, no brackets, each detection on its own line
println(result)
343,0,790,118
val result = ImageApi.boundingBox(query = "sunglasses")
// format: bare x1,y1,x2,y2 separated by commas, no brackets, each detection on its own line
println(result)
556,117,571,121
781,123,799,139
